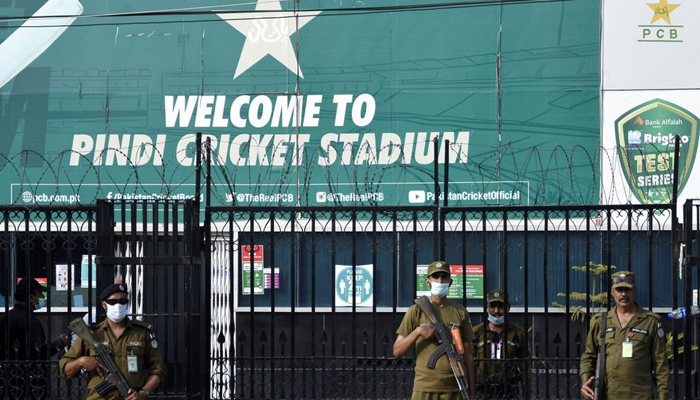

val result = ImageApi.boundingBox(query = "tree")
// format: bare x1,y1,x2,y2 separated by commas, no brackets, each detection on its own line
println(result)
552,262,616,322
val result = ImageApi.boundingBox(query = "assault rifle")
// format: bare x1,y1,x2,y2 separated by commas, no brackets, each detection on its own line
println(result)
415,296,470,399
68,318,131,398
594,312,607,400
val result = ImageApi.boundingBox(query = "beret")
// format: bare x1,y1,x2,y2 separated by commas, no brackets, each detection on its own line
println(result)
100,283,128,301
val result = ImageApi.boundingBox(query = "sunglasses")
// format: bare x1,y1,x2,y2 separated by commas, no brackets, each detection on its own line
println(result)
612,275,634,285
104,298,129,305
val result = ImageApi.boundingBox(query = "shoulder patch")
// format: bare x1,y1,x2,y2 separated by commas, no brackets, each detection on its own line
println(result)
657,322,665,338
131,320,152,330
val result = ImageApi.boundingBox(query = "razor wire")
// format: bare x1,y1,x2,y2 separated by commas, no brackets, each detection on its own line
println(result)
0,139,684,208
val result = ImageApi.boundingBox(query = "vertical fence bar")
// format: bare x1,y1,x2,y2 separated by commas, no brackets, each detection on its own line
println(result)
269,212,276,399
564,211,571,361
247,211,255,399
290,210,297,400
310,211,317,399
683,200,692,399
228,212,235,400
543,210,550,400
351,210,357,399
172,202,180,393
503,210,511,397
461,212,467,306
523,210,530,400
183,201,193,400
371,210,378,399
433,138,439,260
627,209,632,272
481,210,488,363
647,210,653,311
584,210,591,328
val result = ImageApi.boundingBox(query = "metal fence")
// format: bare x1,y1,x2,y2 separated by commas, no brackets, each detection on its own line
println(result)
206,203,699,400
0,199,697,399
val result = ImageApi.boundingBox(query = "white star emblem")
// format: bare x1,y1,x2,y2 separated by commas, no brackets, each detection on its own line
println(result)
217,0,321,79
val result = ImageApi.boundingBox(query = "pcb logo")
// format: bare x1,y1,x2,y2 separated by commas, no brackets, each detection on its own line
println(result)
616,99,699,204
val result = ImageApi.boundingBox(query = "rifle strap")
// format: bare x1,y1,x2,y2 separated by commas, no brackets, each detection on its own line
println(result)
416,296,449,328
599,312,607,341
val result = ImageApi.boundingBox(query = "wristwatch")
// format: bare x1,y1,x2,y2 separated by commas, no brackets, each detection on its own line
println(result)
140,389,152,398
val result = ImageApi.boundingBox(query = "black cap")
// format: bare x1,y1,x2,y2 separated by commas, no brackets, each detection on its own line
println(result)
100,283,128,301
16,278,47,297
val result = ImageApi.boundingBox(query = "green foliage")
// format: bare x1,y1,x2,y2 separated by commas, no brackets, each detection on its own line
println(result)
553,262,616,322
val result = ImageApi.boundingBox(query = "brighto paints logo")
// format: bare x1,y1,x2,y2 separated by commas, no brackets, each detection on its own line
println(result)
628,130,642,147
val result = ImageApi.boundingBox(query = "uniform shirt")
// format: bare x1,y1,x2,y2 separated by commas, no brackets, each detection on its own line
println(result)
396,300,474,393
0,305,49,360
472,322,527,384
579,305,669,400
60,318,166,400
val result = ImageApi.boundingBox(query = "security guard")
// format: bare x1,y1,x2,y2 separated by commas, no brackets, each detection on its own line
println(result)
393,261,477,400
579,271,669,400
473,289,528,399
60,284,166,400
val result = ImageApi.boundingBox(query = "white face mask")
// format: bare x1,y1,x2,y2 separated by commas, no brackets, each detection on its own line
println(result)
488,314,505,325
105,303,129,323
33,296,45,310
430,282,450,298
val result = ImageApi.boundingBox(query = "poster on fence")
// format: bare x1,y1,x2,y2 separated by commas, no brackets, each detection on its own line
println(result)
55,264,75,291
334,264,373,307
242,245,264,295
263,268,280,289
416,264,484,299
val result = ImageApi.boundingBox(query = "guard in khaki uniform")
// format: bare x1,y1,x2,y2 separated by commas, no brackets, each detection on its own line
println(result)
393,261,477,400
473,289,528,399
60,284,166,400
580,271,669,400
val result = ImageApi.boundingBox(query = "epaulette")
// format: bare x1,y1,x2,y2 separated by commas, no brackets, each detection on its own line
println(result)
645,311,661,320
131,319,153,330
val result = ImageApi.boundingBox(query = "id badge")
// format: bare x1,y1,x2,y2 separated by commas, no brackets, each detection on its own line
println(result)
621,341,634,358
127,355,139,373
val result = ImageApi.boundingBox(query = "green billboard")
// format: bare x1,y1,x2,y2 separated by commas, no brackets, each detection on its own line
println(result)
0,0,600,206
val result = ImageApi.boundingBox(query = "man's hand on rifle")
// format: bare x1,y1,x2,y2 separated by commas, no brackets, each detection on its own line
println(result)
125,388,148,400
580,376,595,400
416,324,435,340
78,356,108,378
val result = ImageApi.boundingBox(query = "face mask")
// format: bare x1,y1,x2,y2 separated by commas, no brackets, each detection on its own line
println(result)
35,298,46,310
430,282,450,298
488,314,505,326
105,303,129,323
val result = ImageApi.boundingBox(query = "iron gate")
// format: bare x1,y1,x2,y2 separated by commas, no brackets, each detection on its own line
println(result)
95,199,207,399
0,200,208,399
